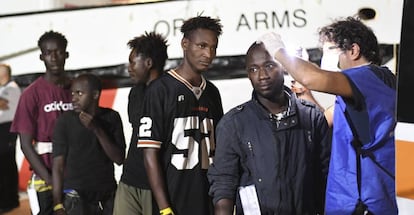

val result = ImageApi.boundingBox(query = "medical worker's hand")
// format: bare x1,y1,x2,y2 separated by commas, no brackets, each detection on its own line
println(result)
256,32,286,57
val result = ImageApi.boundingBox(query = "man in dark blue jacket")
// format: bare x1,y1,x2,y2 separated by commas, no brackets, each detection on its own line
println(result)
208,41,331,215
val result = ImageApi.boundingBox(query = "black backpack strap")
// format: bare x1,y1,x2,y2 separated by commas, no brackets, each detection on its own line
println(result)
345,109,370,215
361,147,395,180
354,145,363,198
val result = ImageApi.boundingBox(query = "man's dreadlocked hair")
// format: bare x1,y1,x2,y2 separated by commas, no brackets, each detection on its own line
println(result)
127,32,168,74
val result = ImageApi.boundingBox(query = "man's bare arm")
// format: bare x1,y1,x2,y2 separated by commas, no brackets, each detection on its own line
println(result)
143,148,172,212
0,97,9,110
20,133,52,184
214,198,234,215
52,156,66,214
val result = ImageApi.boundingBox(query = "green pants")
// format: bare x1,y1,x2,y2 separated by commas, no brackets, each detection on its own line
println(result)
113,181,153,215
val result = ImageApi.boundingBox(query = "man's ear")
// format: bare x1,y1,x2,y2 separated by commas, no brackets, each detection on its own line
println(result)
181,37,189,51
65,51,69,59
349,43,361,60
39,54,44,61
93,91,100,100
144,57,153,70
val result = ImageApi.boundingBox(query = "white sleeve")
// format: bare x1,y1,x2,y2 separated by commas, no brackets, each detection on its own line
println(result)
0,81,21,123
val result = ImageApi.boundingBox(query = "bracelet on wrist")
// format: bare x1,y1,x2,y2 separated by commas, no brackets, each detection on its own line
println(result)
160,207,174,215
53,203,65,211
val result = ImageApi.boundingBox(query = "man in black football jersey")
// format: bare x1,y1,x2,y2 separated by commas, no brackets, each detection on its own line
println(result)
137,16,224,215
113,32,168,215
